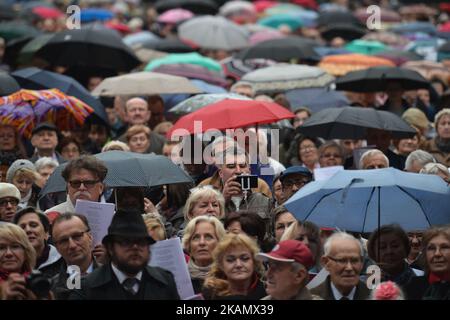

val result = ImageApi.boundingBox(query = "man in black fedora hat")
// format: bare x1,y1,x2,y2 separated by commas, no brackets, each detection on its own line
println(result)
68,209,179,300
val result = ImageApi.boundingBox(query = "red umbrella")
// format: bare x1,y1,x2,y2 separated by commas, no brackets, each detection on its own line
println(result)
32,7,64,19
168,98,294,138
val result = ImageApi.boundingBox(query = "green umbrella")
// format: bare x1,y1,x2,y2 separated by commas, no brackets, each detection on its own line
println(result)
258,14,303,31
0,21,40,42
17,34,53,65
144,52,222,73
345,40,388,55
265,3,304,16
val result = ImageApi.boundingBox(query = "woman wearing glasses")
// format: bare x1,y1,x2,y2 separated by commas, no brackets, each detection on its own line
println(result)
202,233,266,300
0,222,52,299
13,207,62,278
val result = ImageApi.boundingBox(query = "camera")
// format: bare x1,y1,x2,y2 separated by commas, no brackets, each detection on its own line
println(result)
25,270,52,299
235,175,258,190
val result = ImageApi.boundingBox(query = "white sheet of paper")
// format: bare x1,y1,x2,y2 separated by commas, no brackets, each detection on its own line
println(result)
149,238,195,299
306,268,329,290
313,166,344,181
75,199,115,245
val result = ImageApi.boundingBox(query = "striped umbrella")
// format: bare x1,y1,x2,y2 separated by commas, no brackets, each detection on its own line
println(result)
0,88,94,138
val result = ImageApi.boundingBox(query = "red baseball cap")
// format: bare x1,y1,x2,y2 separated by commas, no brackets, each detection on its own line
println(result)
257,240,314,269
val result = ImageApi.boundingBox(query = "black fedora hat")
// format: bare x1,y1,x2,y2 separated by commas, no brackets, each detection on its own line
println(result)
31,122,58,136
102,209,155,245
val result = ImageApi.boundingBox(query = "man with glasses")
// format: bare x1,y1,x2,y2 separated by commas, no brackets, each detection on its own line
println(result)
279,166,313,203
45,156,107,215
51,213,103,299
257,240,321,300
311,232,370,300
0,183,21,222
69,209,179,300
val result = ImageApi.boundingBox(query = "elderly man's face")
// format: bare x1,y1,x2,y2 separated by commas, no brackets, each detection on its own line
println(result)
322,238,363,295
265,260,307,300
31,130,58,152
219,154,250,184
67,169,104,204
125,100,151,126
362,154,388,169
0,197,19,222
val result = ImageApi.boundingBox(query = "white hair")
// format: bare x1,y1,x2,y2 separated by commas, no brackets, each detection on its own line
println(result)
404,150,435,171
34,157,59,171
323,231,364,257
420,162,450,178
210,135,236,157
359,149,389,169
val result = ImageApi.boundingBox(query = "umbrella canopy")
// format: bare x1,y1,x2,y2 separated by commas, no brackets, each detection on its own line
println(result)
0,21,40,42
235,36,321,62
0,73,20,96
257,14,303,31
11,67,108,125
318,53,396,76
16,33,53,65
362,32,410,47
143,38,195,53
123,31,161,49
0,4,16,21
317,11,363,28
335,66,430,92
389,22,437,36
220,56,275,81
80,8,114,23
190,79,227,94
40,151,193,196
241,64,335,94
151,64,227,87
169,92,251,114
134,48,168,64
284,168,450,233
320,23,367,42
91,72,202,97
0,88,94,138
157,8,194,24
285,88,349,113
375,49,423,66
297,106,417,140
30,6,64,19
35,26,140,72
344,40,388,55
154,0,218,15
249,29,285,45
168,98,294,137
402,60,450,83
178,15,249,50
355,7,401,23
145,52,222,73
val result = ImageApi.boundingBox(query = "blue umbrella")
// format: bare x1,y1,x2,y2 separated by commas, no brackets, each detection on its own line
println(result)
389,22,437,36
285,88,349,113
284,168,450,233
190,79,226,94
11,67,108,125
80,8,114,23
123,31,160,48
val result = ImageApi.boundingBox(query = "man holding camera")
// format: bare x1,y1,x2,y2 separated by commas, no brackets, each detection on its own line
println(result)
217,146,272,220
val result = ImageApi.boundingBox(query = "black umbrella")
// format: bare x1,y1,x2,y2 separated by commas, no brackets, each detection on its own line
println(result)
154,0,218,15
321,23,367,42
335,66,430,92
0,4,16,21
143,38,195,53
297,106,417,139
40,151,193,197
317,11,364,28
0,21,40,42
35,26,140,72
11,67,108,125
0,72,20,96
235,36,321,62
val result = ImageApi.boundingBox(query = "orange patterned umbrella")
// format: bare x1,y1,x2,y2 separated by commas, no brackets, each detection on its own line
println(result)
319,54,396,77
0,88,94,138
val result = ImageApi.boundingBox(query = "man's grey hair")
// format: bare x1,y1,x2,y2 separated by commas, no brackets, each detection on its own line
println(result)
323,231,364,257
214,145,249,166
230,81,254,93
420,162,450,178
359,149,389,169
125,97,148,111
405,150,435,171
210,135,236,157
34,157,59,171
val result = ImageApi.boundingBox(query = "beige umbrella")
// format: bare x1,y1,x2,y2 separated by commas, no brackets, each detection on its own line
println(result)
402,61,450,84
91,71,203,97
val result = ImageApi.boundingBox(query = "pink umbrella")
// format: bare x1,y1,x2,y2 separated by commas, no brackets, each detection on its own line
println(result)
249,29,285,45
157,8,194,24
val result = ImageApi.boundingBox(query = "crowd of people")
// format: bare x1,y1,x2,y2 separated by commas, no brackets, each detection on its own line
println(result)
1,0,450,301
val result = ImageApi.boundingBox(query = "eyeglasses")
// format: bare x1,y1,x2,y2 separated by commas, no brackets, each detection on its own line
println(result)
0,243,24,256
0,198,19,208
68,180,100,189
283,179,311,188
115,237,149,248
54,230,89,247
327,256,362,267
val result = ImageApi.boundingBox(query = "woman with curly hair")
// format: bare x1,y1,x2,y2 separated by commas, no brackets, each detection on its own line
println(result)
202,233,266,300
286,134,322,171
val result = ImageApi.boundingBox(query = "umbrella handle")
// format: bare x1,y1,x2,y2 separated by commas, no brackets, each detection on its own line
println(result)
340,178,364,204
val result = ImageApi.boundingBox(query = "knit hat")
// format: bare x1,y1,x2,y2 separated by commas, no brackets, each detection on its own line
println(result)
6,159,36,183
0,183,21,201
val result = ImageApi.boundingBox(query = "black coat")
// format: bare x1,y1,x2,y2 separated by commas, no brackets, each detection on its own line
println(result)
310,276,370,300
68,264,180,300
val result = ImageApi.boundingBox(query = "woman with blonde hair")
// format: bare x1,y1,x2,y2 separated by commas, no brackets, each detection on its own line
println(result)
202,233,266,299
101,140,130,152
6,159,40,209
0,223,39,300
182,216,226,294
183,186,225,222
423,108,450,167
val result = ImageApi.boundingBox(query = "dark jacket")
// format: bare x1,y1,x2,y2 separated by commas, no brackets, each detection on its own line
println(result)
202,276,267,300
405,276,450,300
68,264,180,300
51,259,100,300
310,276,370,300
29,152,66,165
